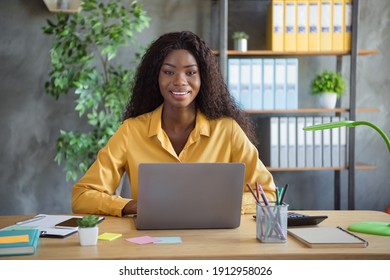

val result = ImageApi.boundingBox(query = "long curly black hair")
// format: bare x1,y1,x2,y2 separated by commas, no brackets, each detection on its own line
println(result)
123,31,257,144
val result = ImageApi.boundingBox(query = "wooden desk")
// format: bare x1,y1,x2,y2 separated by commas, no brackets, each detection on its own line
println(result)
1,211,389,260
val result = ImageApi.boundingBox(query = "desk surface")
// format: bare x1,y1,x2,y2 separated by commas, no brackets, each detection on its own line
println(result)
1,210,389,260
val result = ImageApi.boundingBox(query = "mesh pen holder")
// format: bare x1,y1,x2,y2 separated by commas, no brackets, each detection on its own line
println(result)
256,202,288,243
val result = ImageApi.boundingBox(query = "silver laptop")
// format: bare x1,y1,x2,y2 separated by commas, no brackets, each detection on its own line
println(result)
135,163,245,230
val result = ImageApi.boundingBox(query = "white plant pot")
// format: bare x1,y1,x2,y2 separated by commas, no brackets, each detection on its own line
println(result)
319,92,338,109
234,39,247,52
78,226,98,246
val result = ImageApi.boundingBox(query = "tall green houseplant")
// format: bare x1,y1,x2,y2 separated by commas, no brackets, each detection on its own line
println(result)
43,0,150,181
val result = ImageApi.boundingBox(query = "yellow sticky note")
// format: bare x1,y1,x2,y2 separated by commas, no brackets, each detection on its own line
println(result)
98,233,122,241
0,234,29,244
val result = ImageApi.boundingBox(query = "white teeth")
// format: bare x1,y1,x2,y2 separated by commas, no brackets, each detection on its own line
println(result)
172,91,188,95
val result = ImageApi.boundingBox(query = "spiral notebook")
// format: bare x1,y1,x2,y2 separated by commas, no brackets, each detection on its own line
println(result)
288,226,368,248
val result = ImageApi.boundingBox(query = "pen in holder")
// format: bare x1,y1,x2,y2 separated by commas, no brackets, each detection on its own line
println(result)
256,202,288,243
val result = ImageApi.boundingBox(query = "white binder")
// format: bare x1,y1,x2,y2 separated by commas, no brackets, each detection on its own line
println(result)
228,58,240,105
271,117,280,167
251,58,263,110
288,117,297,167
320,0,332,51
284,0,297,51
297,0,309,51
305,117,314,167
340,117,347,166
297,117,306,167
331,116,340,166
239,59,252,110
274,58,287,109
263,59,275,110
322,116,331,167
279,117,288,167
313,117,323,167
286,58,298,109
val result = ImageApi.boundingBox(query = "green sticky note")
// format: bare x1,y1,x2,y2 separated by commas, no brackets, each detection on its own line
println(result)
98,232,122,241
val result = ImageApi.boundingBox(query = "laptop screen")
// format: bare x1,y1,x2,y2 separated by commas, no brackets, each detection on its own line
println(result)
135,162,245,230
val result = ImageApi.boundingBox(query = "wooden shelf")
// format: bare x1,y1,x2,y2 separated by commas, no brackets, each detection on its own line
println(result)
268,164,377,172
43,0,82,13
244,108,379,114
213,49,379,56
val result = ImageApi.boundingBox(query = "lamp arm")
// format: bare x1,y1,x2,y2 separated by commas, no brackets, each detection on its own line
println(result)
353,121,390,153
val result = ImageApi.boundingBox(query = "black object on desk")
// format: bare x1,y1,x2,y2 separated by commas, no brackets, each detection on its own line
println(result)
287,212,328,227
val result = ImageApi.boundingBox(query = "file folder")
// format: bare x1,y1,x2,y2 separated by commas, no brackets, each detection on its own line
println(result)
251,58,263,110
320,0,332,51
286,58,298,109
274,58,287,109
344,0,352,51
279,117,288,167
308,0,320,51
332,0,344,51
340,117,347,166
263,58,275,110
297,0,309,51
322,116,331,167
313,117,323,167
331,116,340,166
284,0,297,51
305,117,314,167
227,58,240,105
239,59,252,110
288,117,297,167
267,0,284,51
271,117,280,167
297,117,306,167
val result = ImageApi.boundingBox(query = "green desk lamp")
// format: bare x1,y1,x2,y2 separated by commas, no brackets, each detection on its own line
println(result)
303,120,390,236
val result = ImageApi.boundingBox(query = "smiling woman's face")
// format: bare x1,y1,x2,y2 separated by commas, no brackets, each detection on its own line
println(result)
158,49,201,110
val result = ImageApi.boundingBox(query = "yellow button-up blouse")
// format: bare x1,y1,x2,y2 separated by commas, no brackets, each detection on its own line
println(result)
72,105,276,217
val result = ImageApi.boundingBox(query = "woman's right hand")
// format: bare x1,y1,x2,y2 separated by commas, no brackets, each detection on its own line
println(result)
122,200,137,216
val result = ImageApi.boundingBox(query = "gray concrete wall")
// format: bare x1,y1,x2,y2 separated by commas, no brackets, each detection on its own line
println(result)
0,0,388,215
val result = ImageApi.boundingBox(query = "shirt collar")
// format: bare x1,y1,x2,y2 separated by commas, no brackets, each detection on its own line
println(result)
148,104,210,138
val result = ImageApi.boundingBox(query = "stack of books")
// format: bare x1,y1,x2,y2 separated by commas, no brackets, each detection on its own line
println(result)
228,58,298,110
267,0,352,52
0,228,40,256
256,116,347,168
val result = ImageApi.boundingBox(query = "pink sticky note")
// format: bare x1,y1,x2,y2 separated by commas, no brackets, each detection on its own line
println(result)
126,236,161,245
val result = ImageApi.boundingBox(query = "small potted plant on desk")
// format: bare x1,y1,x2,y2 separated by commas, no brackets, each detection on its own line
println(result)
77,215,100,246
232,31,249,52
310,70,346,109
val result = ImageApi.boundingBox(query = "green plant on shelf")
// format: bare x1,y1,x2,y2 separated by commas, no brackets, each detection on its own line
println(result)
232,31,249,40
310,70,346,98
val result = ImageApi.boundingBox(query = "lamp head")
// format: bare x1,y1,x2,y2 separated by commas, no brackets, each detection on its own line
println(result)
303,120,355,131
303,120,390,153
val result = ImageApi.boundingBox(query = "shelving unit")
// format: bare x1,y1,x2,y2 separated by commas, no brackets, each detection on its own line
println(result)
215,0,378,210
43,0,82,13
213,49,379,56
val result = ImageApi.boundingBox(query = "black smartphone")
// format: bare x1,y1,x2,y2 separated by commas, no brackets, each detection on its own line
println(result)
55,218,81,229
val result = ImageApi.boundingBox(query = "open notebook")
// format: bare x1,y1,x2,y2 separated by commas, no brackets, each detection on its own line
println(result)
134,163,246,230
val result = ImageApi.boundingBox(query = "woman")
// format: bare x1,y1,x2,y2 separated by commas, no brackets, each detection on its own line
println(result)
72,31,276,217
